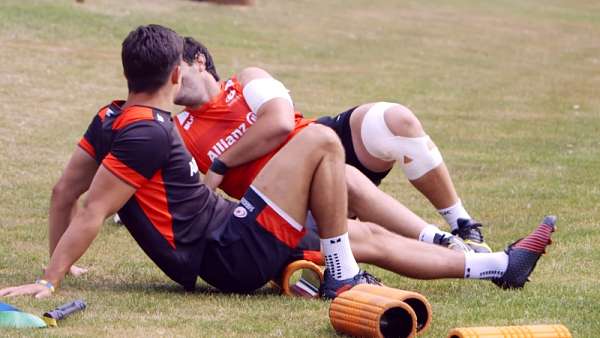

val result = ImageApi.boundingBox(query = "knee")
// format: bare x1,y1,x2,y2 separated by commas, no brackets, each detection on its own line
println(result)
352,220,391,244
384,104,424,138
348,220,376,245
349,221,388,262
365,221,389,238
305,124,343,154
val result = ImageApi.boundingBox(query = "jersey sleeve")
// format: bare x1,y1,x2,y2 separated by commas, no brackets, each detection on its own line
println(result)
102,122,170,189
78,114,102,162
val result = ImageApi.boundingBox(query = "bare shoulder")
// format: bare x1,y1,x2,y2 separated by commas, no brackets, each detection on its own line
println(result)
237,67,273,87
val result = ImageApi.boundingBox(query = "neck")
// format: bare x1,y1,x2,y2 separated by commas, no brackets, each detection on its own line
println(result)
205,74,221,101
123,86,174,113
188,73,221,110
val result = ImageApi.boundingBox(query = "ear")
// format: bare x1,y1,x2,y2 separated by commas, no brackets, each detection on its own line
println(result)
195,53,207,71
171,64,181,85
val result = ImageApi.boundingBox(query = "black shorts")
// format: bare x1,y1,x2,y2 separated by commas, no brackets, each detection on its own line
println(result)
199,187,320,293
316,107,391,186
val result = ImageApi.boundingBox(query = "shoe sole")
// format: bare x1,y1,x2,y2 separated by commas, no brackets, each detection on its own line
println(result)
464,240,492,253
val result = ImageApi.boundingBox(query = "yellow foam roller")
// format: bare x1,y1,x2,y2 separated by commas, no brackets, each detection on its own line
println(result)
448,324,572,338
353,284,432,335
330,289,417,338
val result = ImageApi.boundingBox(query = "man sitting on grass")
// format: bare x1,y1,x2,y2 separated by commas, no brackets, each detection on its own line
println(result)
0,24,554,300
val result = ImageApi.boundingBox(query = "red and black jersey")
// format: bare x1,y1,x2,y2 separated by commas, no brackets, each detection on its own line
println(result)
79,101,236,290
175,77,315,199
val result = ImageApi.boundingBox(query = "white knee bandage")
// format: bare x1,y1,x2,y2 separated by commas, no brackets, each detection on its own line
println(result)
360,102,443,180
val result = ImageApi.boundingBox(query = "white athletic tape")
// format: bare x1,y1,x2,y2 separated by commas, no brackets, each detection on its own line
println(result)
242,78,293,114
360,102,443,180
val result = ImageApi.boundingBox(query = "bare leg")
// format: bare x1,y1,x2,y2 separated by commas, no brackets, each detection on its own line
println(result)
252,124,506,282
348,220,464,279
253,125,366,284
252,124,348,238
346,165,428,239
407,165,459,210
349,103,460,210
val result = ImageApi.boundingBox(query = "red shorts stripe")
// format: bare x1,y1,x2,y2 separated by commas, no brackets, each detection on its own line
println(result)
256,205,306,248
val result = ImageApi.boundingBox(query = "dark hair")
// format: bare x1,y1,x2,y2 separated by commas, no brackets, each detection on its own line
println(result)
121,24,183,93
183,37,220,82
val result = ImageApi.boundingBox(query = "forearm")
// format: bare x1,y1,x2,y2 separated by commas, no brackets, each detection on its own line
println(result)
220,117,292,167
48,190,79,256
48,147,98,256
44,208,104,287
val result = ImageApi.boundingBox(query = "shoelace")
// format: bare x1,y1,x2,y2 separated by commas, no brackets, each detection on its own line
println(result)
433,233,450,246
455,222,484,242
356,271,382,285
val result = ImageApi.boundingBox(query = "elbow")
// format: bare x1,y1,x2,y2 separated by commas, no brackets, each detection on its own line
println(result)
274,120,295,139
51,180,77,207
270,126,293,144
51,176,89,211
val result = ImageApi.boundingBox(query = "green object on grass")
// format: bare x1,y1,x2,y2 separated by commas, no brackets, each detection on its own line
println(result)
0,302,47,328
0,310,47,328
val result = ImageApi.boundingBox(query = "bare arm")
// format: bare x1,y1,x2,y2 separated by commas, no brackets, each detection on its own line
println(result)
219,67,295,167
46,165,135,286
0,166,135,298
49,147,98,256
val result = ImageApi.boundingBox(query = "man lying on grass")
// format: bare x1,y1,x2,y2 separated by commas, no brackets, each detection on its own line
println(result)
0,24,554,300
175,36,492,253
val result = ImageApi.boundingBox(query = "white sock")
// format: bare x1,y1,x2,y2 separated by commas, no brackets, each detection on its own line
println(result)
464,251,508,279
438,199,471,231
321,233,360,280
419,224,454,244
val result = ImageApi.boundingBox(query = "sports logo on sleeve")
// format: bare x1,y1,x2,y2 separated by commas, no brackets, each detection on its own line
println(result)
189,158,199,177
176,111,194,130
224,79,237,104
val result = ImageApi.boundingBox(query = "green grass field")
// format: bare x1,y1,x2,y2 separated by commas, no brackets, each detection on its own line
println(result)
1,0,599,336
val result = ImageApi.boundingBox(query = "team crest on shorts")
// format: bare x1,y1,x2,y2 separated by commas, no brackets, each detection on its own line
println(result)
233,206,248,218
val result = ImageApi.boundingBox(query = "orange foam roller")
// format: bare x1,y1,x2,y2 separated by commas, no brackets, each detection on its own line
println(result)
448,324,572,338
272,260,324,298
330,289,417,338
353,284,432,335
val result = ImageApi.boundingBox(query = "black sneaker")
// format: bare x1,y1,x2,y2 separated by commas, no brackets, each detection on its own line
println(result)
493,215,556,289
319,269,381,299
453,218,492,253
433,233,473,252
